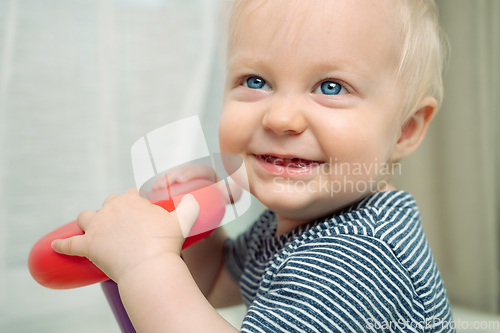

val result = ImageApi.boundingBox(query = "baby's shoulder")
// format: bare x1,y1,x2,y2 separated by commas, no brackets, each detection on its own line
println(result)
282,191,424,263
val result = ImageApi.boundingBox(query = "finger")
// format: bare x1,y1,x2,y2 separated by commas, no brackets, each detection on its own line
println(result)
151,175,168,190
76,210,96,231
123,187,150,202
102,193,120,207
165,166,185,183
175,194,200,238
152,165,217,191
138,188,148,199
175,164,216,183
152,167,185,189
51,235,88,257
124,187,141,197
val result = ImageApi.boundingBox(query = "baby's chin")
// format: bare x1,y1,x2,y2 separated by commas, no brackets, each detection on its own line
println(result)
256,190,332,221
255,185,371,222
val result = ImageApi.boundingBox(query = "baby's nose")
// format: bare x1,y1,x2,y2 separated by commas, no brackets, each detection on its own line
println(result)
261,96,308,136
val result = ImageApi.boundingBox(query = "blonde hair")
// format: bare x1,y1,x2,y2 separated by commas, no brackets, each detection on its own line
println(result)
394,0,450,124
227,0,450,124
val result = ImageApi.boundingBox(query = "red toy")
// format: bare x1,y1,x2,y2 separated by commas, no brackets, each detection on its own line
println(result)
28,179,226,290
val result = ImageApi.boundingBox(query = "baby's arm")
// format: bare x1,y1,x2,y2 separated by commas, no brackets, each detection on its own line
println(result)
183,228,244,308
117,246,238,332
116,229,243,332
152,165,244,307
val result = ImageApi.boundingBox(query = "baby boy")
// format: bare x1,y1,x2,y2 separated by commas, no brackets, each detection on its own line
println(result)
53,0,454,332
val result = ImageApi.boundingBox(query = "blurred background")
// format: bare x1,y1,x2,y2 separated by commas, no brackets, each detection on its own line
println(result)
0,0,498,332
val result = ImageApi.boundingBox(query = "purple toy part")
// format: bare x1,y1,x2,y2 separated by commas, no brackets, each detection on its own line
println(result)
101,280,137,333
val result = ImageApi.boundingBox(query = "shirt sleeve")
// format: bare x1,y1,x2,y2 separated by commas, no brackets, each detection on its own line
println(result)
224,210,276,283
240,234,427,333
223,229,252,283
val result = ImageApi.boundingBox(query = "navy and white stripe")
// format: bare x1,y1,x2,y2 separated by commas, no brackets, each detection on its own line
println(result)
224,191,454,332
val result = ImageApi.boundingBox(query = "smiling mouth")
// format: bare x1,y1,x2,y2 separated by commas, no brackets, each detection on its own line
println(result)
256,154,324,168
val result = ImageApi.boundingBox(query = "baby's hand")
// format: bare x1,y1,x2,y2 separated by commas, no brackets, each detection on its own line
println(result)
151,165,242,204
151,164,216,190
51,189,200,282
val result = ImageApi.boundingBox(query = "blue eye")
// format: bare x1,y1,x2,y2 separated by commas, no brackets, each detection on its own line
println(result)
315,81,347,95
243,76,270,90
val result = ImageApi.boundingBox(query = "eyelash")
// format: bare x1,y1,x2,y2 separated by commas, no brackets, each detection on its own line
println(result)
314,77,351,95
238,75,351,94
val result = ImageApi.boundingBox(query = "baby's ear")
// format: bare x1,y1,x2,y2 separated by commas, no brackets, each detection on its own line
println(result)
390,96,438,161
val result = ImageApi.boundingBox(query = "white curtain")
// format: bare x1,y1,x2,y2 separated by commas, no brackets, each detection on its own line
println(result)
394,0,500,314
0,0,255,331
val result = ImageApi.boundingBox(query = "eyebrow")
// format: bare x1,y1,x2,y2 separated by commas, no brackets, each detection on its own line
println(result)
226,56,269,72
311,58,372,81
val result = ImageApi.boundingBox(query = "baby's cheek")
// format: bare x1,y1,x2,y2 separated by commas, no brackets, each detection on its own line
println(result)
218,113,232,154
219,101,262,153
218,105,248,154
349,132,395,180
321,122,384,170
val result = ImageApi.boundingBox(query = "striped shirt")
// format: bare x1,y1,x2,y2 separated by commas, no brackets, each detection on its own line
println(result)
224,190,455,332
